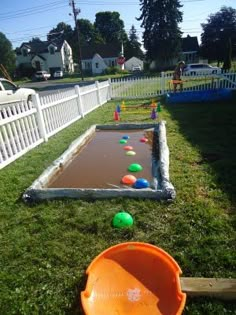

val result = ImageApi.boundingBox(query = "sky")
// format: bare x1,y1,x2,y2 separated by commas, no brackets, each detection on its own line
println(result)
0,0,235,49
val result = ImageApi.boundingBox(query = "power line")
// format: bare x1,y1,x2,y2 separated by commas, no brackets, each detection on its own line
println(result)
0,3,68,21
0,0,65,17
4,20,73,36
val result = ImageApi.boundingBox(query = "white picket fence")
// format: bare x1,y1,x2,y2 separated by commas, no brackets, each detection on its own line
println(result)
111,71,236,99
0,80,110,169
1,72,236,169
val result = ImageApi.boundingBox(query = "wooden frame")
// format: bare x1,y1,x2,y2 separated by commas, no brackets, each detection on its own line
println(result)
180,277,236,300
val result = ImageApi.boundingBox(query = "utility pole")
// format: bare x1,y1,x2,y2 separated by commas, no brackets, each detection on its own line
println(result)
69,0,84,80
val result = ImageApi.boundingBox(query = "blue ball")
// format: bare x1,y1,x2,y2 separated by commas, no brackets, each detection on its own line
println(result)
133,178,150,189
122,135,130,140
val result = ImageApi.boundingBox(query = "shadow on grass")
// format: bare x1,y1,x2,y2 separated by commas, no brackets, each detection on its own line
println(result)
165,100,236,206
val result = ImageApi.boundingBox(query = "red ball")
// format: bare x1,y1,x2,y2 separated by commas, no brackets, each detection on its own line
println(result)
140,137,148,143
121,175,137,185
123,145,133,151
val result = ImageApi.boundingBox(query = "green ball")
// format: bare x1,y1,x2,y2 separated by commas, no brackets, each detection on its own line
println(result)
119,139,127,144
112,212,134,228
128,163,143,172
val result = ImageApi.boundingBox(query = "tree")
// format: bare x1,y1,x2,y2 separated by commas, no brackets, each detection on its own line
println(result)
201,6,236,69
94,12,127,45
138,0,183,65
125,25,144,60
0,32,15,76
29,37,41,43
47,22,74,44
77,19,103,45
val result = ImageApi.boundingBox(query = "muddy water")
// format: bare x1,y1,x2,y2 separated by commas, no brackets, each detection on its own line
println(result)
48,129,155,189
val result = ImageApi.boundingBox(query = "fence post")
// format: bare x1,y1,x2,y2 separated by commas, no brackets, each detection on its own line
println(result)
95,80,101,106
108,78,112,99
74,85,84,118
32,94,48,142
161,72,165,95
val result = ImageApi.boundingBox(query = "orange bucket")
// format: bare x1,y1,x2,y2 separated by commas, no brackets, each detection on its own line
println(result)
81,242,186,315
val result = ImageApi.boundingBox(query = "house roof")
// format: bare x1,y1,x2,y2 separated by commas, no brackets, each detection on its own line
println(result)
16,39,65,54
81,42,121,60
182,35,199,52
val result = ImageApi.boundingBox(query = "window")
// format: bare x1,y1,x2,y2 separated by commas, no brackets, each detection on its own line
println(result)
190,64,204,69
95,63,99,69
2,80,17,91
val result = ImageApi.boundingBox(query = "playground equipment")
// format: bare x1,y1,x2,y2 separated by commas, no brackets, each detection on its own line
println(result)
150,99,157,109
140,137,148,143
121,101,126,111
121,175,137,185
133,178,150,189
116,104,121,113
123,145,133,151
81,242,236,315
126,150,136,156
114,111,120,121
81,242,186,315
166,89,233,104
128,163,143,172
151,108,157,120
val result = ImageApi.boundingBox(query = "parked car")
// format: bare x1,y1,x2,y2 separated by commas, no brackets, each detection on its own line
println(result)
35,71,51,81
53,70,63,79
0,78,36,105
183,63,221,75
132,66,142,72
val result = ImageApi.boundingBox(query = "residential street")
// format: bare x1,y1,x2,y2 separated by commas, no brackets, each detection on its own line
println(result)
21,80,95,96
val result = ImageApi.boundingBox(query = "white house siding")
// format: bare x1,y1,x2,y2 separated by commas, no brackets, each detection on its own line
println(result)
92,54,107,74
125,57,144,71
41,52,63,72
31,55,48,71
16,40,74,74
180,51,199,63
103,57,117,67
61,41,74,73
82,56,117,74
16,53,32,68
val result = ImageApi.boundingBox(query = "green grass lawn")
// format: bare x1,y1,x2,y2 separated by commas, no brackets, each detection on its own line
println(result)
0,98,236,314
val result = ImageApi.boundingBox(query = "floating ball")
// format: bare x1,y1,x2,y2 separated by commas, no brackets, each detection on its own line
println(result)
128,163,143,172
119,139,127,144
112,211,134,228
126,151,136,156
133,178,150,189
123,145,133,151
140,137,148,143
121,175,137,185
122,135,130,140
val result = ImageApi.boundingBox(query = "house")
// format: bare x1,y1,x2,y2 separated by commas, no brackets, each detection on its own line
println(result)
124,57,144,71
80,43,122,74
15,39,74,75
180,35,199,63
